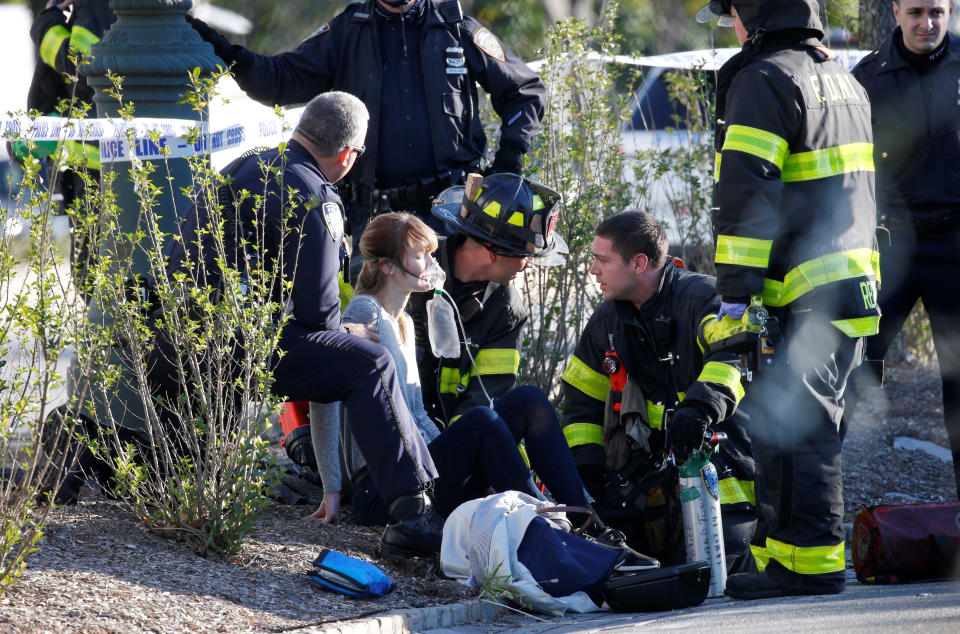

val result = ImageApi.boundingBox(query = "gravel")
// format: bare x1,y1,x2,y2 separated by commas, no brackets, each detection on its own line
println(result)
2,359,955,632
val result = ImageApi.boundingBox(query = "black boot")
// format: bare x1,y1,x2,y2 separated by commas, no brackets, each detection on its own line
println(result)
725,570,844,600
380,491,444,559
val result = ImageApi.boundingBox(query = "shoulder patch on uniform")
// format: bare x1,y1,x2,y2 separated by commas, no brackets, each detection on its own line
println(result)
473,28,505,62
301,22,330,45
321,201,344,243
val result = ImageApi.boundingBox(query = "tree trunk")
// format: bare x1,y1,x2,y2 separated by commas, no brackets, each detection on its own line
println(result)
858,0,897,50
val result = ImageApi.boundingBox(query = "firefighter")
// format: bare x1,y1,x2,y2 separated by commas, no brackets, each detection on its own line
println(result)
408,173,567,427
849,0,960,499
186,0,545,251
561,210,757,573
696,0,880,598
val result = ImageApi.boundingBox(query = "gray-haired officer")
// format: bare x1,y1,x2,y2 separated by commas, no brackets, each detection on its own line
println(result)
155,91,445,558
187,0,545,248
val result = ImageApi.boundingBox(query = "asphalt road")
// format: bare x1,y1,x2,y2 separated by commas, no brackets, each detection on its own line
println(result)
434,575,960,633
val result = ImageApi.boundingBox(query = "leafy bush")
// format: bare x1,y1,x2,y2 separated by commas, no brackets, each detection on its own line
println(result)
65,70,291,556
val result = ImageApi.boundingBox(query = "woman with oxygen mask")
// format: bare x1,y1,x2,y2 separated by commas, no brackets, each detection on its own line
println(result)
307,212,588,526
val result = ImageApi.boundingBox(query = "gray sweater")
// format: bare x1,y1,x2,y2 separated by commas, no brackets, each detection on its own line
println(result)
311,294,441,492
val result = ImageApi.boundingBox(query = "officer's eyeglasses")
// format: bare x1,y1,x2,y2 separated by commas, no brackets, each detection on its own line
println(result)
349,144,366,158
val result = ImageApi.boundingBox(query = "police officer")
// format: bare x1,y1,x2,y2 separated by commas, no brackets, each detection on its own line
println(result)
561,210,757,572
410,173,567,426
851,0,960,499
696,0,880,598
155,92,444,558
187,0,545,246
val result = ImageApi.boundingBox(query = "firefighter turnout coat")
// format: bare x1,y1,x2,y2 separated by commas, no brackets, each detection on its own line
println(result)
713,35,880,335
561,260,754,514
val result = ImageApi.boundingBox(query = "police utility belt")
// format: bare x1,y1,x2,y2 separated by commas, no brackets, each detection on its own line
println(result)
342,167,473,212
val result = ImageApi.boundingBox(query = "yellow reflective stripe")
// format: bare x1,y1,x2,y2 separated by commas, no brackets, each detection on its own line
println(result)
442,350,520,394
68,25,101,56
766,537,845,575
562,355,609,402
40,25,70,69
722,125,789,169
714,151,721,181
781,143,874,182
517,442,531,468
507,211,524,226
718,477,755,506
698,361,745,405
484,200,501,217
647,401,665,430
439,367,467,394
762,248,880,308
472,348,520,376
751,544,770,572
532,194,544,210
831,316,880,338
450,414,462,423
644,391,685,431
564,422,603,448
715,235,773,269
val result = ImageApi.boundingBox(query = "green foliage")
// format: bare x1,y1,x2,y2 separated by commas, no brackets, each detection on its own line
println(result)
483,2,715,401
63,70,290,556
0,98,94,592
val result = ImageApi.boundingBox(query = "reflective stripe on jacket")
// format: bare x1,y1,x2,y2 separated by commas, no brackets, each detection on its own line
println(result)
713,41,880,337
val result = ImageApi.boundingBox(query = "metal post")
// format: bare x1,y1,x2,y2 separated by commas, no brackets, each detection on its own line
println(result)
77,0,221,431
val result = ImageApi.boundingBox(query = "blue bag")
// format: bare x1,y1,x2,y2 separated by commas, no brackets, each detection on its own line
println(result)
308,549,394,598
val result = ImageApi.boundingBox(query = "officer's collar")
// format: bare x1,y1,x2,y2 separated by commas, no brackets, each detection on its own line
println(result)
373,0,427,24
874,29,958,75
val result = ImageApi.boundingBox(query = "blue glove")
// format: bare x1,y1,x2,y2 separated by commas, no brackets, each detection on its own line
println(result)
717,301,747,321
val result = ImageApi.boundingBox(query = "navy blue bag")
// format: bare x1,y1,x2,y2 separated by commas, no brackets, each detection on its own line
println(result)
516,516,621,606
308,549,394,598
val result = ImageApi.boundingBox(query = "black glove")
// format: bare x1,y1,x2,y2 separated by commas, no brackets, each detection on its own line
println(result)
186,15,239,65
668,405,711,462
487,146,523,175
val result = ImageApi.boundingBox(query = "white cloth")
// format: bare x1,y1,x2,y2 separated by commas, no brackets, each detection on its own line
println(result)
440,491,601,616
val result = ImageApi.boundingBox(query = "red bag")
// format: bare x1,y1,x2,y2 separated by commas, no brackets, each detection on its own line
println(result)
852,503,960,584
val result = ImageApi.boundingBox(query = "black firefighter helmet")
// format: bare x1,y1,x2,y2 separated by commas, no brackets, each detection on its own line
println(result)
431,173,568,266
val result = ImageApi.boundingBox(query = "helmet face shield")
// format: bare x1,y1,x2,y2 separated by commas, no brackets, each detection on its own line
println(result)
695,0,734,27
431,173,567,266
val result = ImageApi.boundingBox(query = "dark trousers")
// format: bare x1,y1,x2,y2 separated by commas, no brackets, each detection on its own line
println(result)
352,385,588,523
273,321,438,503
859,223,960,499
749,313,862,592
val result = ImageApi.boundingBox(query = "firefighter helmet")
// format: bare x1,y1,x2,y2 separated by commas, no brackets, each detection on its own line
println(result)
431,173,567,266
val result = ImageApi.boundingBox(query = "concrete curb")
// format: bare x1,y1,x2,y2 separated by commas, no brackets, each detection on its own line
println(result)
314,599,505,633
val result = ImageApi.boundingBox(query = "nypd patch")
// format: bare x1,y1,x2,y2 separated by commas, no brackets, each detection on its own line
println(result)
301,22,330,45
473,28,505,62
321,202,344,244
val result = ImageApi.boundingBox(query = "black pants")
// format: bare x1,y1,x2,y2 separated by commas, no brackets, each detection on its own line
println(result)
352,385,588,523
272,321,438,503
857,222,960,499
749,313,862,593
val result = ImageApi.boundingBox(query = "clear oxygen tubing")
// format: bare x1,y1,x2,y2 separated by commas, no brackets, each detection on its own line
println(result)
435,286,494,410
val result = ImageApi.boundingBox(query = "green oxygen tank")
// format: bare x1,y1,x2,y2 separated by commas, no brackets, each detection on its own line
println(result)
679,449,727,597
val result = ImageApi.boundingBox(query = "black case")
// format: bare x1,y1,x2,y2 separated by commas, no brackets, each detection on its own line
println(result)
603,560,711,612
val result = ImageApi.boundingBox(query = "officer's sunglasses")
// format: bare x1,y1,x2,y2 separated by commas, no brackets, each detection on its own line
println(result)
349,144,366,158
